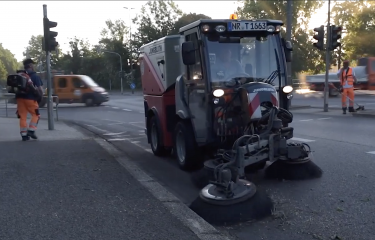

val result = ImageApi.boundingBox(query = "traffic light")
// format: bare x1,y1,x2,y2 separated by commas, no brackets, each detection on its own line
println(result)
329,25,342,51
43,17,58,52
313,25,324,50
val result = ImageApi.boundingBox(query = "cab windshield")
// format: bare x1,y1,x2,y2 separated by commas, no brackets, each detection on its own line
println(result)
81,75,99,87
205,33,285,88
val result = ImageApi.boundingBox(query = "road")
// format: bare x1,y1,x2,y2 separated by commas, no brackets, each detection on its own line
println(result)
292,90,375,109
1,93,374,240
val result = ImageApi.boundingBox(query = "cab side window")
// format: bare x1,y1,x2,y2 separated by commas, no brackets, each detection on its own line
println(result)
58,78,67,88
186,32,203,81
72,78,81,88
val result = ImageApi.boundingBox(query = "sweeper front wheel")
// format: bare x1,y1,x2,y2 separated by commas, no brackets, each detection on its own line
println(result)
173,121,202,171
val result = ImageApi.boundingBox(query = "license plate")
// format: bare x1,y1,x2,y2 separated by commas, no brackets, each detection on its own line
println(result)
227,21,267,31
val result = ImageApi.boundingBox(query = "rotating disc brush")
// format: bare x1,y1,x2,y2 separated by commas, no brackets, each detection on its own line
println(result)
189,179,273,226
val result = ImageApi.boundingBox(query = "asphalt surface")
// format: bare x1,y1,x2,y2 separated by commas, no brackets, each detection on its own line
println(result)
0,138,203,240
1,93,375,240
292,90,375,109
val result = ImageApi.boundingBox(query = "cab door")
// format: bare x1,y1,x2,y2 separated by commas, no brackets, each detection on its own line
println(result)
184,30,207,144
55,77,70,101
71,77,84,102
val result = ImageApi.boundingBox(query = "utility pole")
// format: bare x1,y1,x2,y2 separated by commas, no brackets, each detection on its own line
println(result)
286,0,292,86
323,0,331,112
43,4,58,130
124,7,135,94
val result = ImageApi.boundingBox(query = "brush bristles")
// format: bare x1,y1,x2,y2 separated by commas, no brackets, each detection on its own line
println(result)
189,188,273,226
264,160,323,180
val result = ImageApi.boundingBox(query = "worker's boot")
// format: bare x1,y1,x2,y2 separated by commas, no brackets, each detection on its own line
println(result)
27,130,38,140
348,107,356,113
342,107,347,114
21,135,30,141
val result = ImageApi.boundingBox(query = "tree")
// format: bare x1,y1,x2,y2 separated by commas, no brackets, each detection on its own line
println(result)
132,0,183,49
331,1,375,61
171,13,211,34
236,0,325,75
23,35,61,70
0,43,18,76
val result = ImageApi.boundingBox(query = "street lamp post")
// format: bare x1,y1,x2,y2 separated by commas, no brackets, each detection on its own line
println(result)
124,7,135,93
97,48,123,94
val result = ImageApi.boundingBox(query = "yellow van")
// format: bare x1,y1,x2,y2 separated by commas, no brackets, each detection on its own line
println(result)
39,75,109,107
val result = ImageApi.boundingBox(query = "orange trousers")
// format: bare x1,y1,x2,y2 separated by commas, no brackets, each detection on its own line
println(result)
16,98,40,136
341,87,355,108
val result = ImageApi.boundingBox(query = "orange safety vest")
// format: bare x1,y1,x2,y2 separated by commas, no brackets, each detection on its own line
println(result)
340,67,354,86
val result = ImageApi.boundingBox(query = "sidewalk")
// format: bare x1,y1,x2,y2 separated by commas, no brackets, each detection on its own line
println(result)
0,118,226,240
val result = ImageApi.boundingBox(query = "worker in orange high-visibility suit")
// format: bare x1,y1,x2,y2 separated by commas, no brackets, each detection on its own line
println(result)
337,60,358,114
16,59,44,141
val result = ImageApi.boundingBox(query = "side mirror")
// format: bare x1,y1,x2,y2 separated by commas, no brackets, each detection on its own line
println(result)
181,41,196,65
284,41,293,63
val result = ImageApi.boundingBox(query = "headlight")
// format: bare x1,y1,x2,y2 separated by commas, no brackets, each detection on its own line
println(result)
283,85,293,93
213,89,224,97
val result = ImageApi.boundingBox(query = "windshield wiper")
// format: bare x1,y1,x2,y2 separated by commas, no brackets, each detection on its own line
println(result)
259,70,278,86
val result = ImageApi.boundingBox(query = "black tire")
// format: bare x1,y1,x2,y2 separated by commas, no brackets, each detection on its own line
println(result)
85,97,94,107
96,102,102,106
149,116,171,156
173,121,202,171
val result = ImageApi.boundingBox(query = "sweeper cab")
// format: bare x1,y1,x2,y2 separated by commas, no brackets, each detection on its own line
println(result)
139,16,322,207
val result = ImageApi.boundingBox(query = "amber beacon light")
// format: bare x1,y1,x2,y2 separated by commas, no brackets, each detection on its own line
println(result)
229,14,238,19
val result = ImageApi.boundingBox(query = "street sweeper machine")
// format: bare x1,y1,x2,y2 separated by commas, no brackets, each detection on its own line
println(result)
139,15,322,210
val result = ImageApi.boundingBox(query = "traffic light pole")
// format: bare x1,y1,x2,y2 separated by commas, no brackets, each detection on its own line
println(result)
324,0,331,112
43,4,54,130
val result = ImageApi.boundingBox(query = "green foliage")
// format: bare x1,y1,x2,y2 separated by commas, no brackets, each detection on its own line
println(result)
237,0,325,76
332,1,375,62
0,43,18,84
22,35,61,70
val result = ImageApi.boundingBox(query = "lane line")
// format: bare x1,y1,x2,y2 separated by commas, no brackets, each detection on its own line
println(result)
367,151,375,154
299,119,313,122
112,107,119,109
317,117,332,120
122,109,132,111
289,137,316,142
85,124,109,133
103,132,128,136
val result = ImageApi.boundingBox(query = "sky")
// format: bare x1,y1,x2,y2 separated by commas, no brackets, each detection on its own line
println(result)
1,1,329,62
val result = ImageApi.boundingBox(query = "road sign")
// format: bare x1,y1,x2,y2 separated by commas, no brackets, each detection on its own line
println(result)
130,83,136,89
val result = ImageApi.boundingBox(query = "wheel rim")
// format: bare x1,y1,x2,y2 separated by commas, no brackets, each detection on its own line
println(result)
151,123,158,151
176,130,186,164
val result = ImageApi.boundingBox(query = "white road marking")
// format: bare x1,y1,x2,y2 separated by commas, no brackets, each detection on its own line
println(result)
112,107,119,109
85,124,108,133
130,141,140,144
300,119,313,122
318,117,332,120
107,138,127,141
129,122,144,124
367,151,375,154
103,132,127,136
122,109,132,111
289,137,316,142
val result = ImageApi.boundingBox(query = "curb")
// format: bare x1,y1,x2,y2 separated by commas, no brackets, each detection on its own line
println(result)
67,120,235,240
